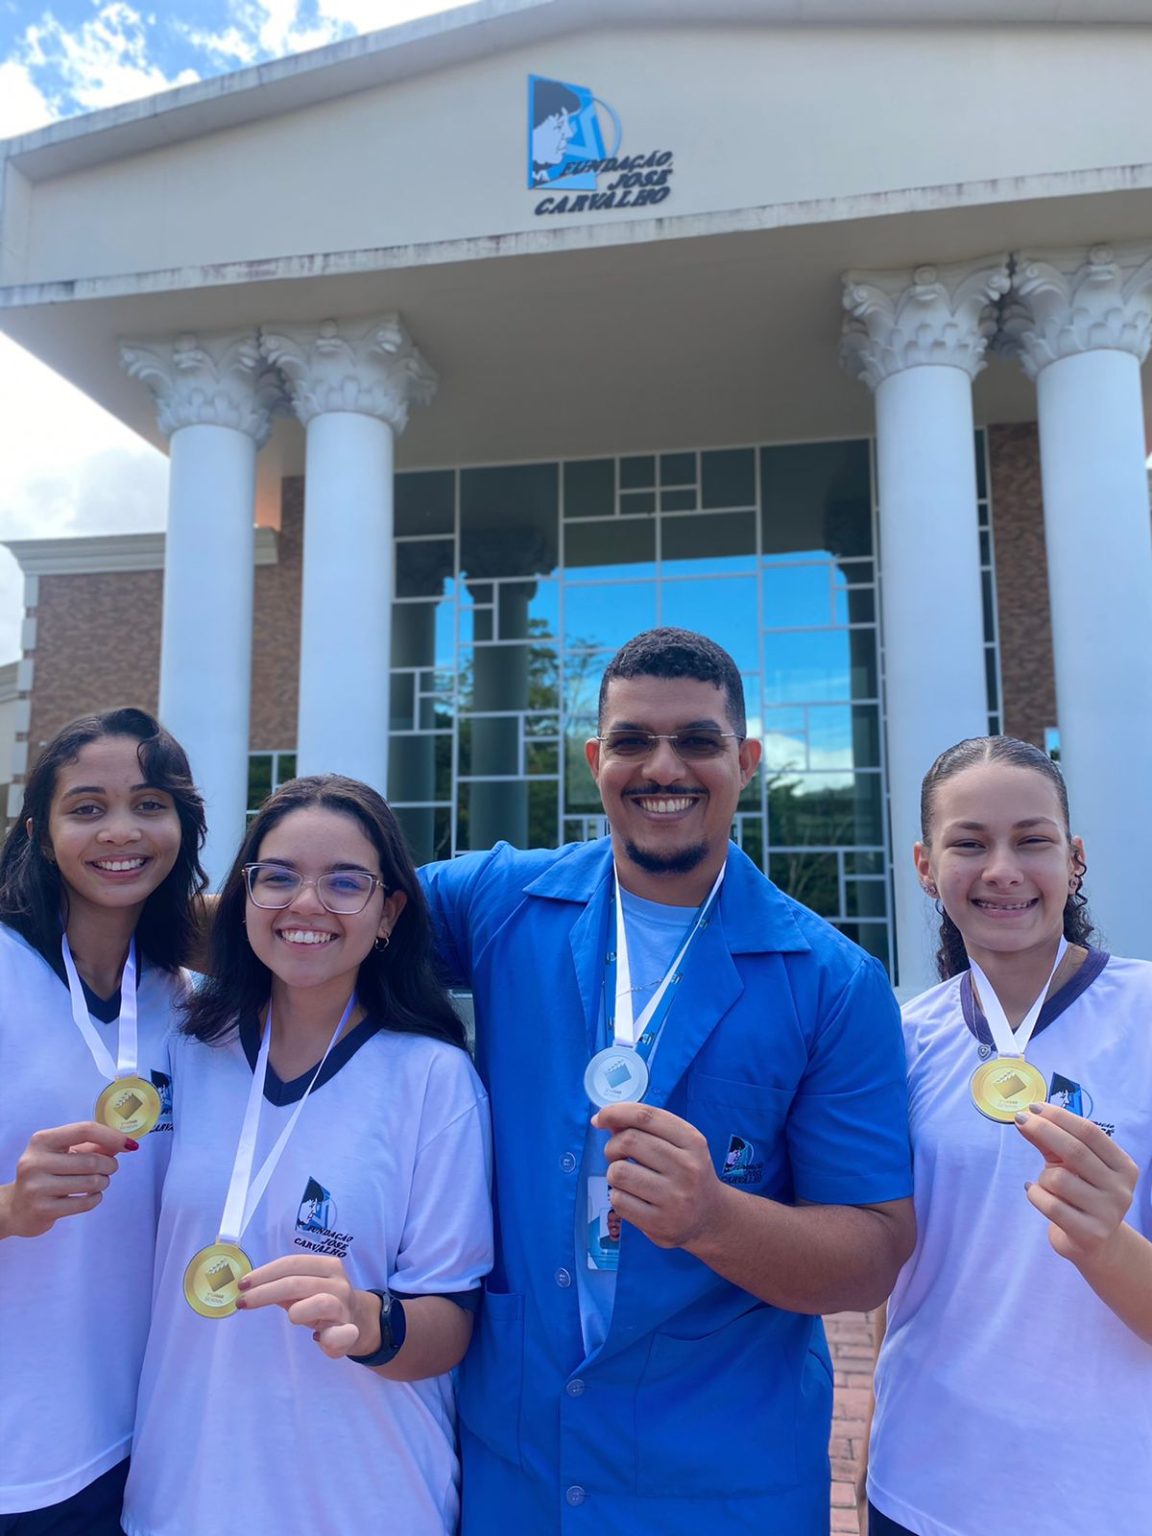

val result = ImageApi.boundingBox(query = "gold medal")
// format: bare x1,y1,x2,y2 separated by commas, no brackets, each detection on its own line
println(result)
183,1242,253,1319
970,1057,1048,1123
94,1075,162,1137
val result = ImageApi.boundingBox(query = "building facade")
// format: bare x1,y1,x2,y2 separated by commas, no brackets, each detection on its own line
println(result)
2,1,1151,992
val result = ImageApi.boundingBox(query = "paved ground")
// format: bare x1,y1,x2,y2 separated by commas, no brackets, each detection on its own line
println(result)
826,1310,874,1534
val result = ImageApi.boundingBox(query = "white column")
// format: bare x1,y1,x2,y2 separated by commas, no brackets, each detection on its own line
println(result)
262,317,436,791
842,259,1009,994
1002,243,1152,959
119,331,277,884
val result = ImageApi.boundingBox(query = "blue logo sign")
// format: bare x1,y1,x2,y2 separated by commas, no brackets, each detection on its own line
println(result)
528,75,674,217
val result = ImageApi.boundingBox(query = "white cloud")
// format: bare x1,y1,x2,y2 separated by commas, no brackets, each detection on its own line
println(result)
180,0,471,70
21,2,199,114
0,58,55,138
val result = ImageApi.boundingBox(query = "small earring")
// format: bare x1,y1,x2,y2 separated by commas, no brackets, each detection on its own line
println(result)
922,884,938,899
374,933,390,952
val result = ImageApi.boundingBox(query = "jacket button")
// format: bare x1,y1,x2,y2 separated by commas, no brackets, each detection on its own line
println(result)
554,1267,572,1288
560,1152,577,1173
566,1377,586,1396
566,1486,587,1506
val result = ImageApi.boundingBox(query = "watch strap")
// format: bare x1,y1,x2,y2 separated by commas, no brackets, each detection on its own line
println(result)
349,1288,407,1368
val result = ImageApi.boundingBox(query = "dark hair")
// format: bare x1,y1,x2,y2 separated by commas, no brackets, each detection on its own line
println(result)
598,628,747,735
532,78,582,131
183,774,465,1050
920,735,1094,980
0,706,208,970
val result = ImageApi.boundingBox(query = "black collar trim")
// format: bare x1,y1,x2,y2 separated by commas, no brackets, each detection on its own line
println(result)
238,1009,384,1105
960,947,1110,1048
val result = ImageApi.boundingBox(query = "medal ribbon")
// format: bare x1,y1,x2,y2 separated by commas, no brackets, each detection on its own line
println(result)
968,936,1068,1057
60,933,138,1082
217,994,356,1246
608,861,725,1060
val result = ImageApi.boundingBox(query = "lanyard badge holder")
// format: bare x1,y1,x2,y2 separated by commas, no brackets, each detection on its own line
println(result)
61,933,161,1138
583,864,725,1109
184,995,354,1318
967,937,1066,1122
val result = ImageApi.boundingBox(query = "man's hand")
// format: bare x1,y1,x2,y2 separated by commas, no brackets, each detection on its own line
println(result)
1016,1101,1139,1269
0,1122,137,1239
236,1254,382,1359
593,1101,725,1251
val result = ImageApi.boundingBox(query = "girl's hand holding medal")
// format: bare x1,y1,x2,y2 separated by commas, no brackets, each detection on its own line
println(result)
235,1252,380,1359
1016,1100,1140,1268
0,1120,138,1239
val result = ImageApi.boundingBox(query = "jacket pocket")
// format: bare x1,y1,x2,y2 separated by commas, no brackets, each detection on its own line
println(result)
687,1072,792,1193
456,1287,524,1468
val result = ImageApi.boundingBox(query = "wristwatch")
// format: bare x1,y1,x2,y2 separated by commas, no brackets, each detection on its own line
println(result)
349,1288,407,1367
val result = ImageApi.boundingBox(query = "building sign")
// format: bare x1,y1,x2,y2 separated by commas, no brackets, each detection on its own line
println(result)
528,74,674,217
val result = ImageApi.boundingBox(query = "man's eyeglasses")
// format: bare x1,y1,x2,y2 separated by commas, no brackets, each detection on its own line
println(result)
595,730,745,762
243,863,390,915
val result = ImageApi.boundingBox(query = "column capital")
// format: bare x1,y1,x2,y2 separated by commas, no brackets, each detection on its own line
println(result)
840,257,1010,390
119,329,282,445
261,315,437,432
1000,243,1152,379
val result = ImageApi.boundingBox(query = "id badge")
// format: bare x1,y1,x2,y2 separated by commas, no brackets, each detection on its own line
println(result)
585,1175,620,1272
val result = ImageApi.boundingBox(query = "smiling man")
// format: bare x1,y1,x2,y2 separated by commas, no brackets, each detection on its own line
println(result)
421,628,914,1536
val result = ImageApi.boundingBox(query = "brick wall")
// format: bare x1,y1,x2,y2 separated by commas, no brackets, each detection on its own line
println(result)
987,422,1057,749
249,476,302,749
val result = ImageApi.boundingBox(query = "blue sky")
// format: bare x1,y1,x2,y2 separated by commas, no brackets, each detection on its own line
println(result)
0,0,467,661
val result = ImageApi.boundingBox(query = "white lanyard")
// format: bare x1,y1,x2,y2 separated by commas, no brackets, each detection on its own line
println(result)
968,936,1068,1057
60,932,138,1082
612,862,726,1048
217,994,355,1246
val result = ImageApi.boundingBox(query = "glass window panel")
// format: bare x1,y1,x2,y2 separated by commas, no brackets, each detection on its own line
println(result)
419,693,455,731
528,780,559,848
769,851,840,916
395,469,454,537
660,452,696,486
473,607,493,642
742,673,762,736
843,851,886,876
457,781,534,852
845,878,888,918
760,441,872,559
702,448,755,510
396,540,455,598
498,578,558,640
661,511,756,571
975,429,988,501
275,753,297,785
459,645,558,714
393,804,450,867
392,601,452,667
807,704,881,770
979,529,992,567
768,770,884,846
833,585,875,626
836,558,874,587
982,570,996,644
465,582,493,606
760,707,809,772
836,921,890,970
526,711,560,737
661,577,758,672
660,489,697,513
460,464,558,578
620,455,655,490
737,818,764,869
390,671,415,729
388,734,451,803
565,725,602,813
564,459,615,520
763,630,877,704
458,715,519,777
247,754,272,812
565,583,658,652
762,563,832,628
565,517,655,576
526,740,560,776
985,647,999,713
563,664,605,723
619,490,656,515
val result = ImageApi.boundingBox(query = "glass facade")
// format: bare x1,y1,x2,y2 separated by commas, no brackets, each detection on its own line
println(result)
248,432,998,975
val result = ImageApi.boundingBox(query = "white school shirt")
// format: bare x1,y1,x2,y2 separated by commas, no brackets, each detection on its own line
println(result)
869,953,1152,1536
123,1016,493,1536
0,922,179,1514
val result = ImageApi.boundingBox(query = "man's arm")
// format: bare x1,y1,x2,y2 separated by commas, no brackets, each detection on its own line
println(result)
596,1100,914,1313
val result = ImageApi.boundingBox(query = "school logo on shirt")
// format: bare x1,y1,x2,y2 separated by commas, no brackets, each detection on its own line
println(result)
150,1069,173,1133
720,1134,764,1187
1047,1073,1114,1137
293,1177,355,1258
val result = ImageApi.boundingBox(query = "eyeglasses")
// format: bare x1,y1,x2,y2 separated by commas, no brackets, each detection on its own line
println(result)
242,863,390,915
595,730,745,762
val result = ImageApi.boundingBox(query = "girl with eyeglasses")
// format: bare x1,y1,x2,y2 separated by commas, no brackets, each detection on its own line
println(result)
123,775,492,1536
0,708,207,1536
859,736,1152,1536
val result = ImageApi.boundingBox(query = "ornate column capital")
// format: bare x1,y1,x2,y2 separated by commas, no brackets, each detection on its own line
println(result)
1000,243,1152,379
261,315,437,432
840,257,1011,390
118,329,282,445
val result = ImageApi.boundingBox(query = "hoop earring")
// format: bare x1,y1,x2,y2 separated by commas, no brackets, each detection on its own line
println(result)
374,934,390,953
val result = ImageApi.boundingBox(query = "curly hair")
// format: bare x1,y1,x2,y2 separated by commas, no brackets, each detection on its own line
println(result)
920,735,1094,980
